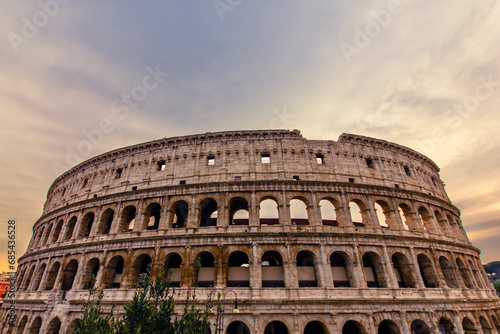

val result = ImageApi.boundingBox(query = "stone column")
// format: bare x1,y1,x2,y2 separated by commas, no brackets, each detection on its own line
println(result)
249,191,260,227
308,192,322,226
382,246,398,289
409,247,425,289
339,191,352,227
453,313,465,334
399,311,410,334
320,243,333,288
352,244,365,288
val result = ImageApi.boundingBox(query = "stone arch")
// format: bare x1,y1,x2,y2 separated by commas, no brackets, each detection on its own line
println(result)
46,317,61,334
31,263,46,291
44,262,60,290
349,199,368,227
362,251,387,288
377,320,400,334
29,316,42,334
262,250,285,287
479,316,492,334
130,253,152,287
200,198,218,227
260,198,280,225
438,317,454,334
119,205,136,232
35,226,45,248
462,317,477,334
456,258,473,288
330,251,353,287
410,319,430,334
290,197,309,225
398,203,415,230
16,266,27,290
196,252,215,287
304,320,329,334
342,320,367,334
227,251,250,287
418,206,437,233
61,259,79,291
374,200,395,228
144,202,161,230
296,250,318,287
319,198,340,226
229,197,249,226
66,318,81,334
227,320,250,334
491,314,500,331
434,210,450,235
103,255,125,289
171,200,189,228
97,208,114,235
16,315,28,334
264,320,289,334
439,256,458,288
164,253,182,287
42,223,53,246
22,265,36,291
78,212,94,238
52,219,64,243
63,216,77,240
80,258,100,289
468,260,483,288
392,252,416,288
446,214,461,238
417,254,438,288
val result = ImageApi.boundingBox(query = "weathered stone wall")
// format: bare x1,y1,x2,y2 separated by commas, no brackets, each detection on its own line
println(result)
3,130,499,334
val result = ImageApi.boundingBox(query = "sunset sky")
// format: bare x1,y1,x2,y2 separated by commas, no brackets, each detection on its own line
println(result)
1,1,499,272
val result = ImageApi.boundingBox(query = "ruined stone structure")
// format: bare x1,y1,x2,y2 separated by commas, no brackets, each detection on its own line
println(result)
3,130,500,334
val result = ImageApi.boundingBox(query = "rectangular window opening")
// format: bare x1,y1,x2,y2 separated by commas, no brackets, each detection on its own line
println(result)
404,165,411,176
82,178,88,188
207,155,215,166
366,158,374,168
179,180,186,185
132,186,137,191
261,153,270,164
234,176,242,181
395,184,400,188
115,168,123,179
293,175,300,180
348,178,355,183
316,154,324,164
158,161,166,171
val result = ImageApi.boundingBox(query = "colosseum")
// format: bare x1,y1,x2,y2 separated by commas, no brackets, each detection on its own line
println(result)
3,129,500,334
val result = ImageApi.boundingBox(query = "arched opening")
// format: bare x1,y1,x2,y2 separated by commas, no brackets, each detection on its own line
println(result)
16,315,28,334
398,204,413,230
164,253,182,287
491,315,500,331
434,211,450,235
145,203,161,230
104,256,124,289
319,199,339,226
410,320,430,334
418,207,437,233
120,206,136,232
46,317,61,334
456,258,473,288
439,256,458,288
304,321,327,334
227,251,250,287
392,253,416,288
61,260,79,291
362,252,387,288
36,227,45,248
290,198,309,225
227,321,250,334
78,212,94,238
296,251,317,287
172,201,189,228
447,214,461,238
264,321,289,334
417,254,438,288
262,250,284,287
196,252,215,287
438,317,454,334
22,266,36,291
63,216,77,241
462,317,477,334
97,209,114,235
378,320,400,334
342,320,366,334
200,198,218,227
29,316,42,334
52,219,63,243
131,254,152,287
330,252,352,287
468,260,483,288
32,263,46,291
81,258,100,289
229,197,249,226
42,224,53,246
44,262,60,290
66,319,81,334
350,200,368,227
260,198,280,225
480,316,492,334
374,202,390,228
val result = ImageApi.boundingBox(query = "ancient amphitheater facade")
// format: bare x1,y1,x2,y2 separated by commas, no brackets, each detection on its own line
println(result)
3,130,500,334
